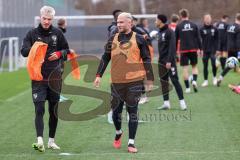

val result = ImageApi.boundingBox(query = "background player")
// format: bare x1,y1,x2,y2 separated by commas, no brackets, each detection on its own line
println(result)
155,14,187,110
217,13,240,86
200,14,218,87
216,15,229,70
175,9,202,93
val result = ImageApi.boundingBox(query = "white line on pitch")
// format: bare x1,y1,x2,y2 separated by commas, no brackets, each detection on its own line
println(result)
0,150,239,157
6,89,30,102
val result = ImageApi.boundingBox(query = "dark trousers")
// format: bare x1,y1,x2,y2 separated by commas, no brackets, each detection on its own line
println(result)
32,80,61,138
111,80,143,139
158,63,184,101
202,52,217,80
34,101,58,138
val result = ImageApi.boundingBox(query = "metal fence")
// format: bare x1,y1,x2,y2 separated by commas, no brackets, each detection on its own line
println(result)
0,0,82,27
0,0,86,72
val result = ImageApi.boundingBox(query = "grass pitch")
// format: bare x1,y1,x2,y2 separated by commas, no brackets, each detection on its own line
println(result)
0,60,240,160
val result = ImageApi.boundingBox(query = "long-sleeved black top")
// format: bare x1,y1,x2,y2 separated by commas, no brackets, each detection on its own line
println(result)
200,24,218,53
227,23,240,52
21,24,70,80
175,20,202,52
216,21,228,49
157,25,176,63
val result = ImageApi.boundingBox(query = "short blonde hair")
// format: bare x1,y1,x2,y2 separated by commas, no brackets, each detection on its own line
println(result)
118,12,133,20
40,6,55,17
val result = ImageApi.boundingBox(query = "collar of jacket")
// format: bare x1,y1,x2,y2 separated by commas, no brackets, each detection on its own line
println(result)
118,31,133,45
159,24,168,32
37,24,53,36
204,24,213,28
59,27,66,33
118,31,133,38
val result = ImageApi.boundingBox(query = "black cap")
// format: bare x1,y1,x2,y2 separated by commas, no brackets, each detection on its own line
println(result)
112,9,122,16
157,14,167,23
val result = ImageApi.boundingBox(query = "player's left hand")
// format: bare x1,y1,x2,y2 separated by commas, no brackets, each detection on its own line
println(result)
145,80,153,92
94,77,101,88
166,62,171,69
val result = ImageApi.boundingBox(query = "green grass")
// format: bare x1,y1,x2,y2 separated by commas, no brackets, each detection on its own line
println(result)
0,60,240,160
0,69,30,101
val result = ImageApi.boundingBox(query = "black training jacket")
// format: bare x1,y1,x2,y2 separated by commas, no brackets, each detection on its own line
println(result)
175,20,202,52
216,21,228,48
200,25,218,53
227,23,240,52
157,25,176,63
21,24,70,80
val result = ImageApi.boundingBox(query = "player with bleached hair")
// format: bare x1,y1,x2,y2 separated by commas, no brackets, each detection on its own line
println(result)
21,6,70,152
94,12,154,153
200,14,218,87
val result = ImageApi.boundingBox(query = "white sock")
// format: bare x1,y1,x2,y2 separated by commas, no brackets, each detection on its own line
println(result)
192,80,197,84
180,99,186,106
48,138,55,143
219,75,223,81
128,139,134,145
116,130,122,135
142,93,147,98
164,100,170,106
37,136,43,144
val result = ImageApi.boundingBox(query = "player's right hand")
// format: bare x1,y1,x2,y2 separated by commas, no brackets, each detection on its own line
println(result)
48,51,61,61
94,77,101,88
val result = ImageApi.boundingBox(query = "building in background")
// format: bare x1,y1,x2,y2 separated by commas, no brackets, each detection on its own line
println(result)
0,0,240,58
